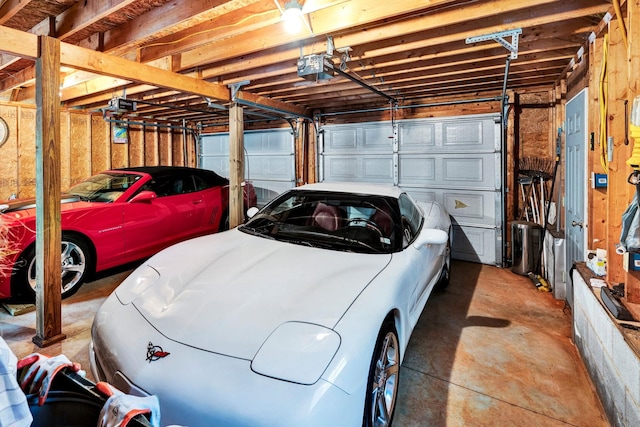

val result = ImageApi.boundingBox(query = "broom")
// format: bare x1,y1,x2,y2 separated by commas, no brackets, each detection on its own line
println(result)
517,157,555,224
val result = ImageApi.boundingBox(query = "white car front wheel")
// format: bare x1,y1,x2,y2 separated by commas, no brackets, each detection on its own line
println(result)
364,320,400,427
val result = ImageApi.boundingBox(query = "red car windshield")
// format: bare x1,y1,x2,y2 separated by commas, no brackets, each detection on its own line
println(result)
66,172,143,203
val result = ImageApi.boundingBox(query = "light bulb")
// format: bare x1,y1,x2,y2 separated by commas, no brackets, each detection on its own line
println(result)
282,0,303,33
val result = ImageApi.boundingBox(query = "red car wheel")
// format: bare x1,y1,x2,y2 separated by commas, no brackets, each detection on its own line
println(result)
14,234,92,301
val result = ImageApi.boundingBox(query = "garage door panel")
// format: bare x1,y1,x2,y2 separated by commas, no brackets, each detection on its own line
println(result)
442,121,483,147
203,134,229,154
399,153,499,190
200,129,295,206
244,131,292,152
247,156,294,181
202,154,294,183
321,113,503,266
200,156,228,176
444,191,500,228
399,116,498,153
399,157,436,183
324,155,394,182
399,123,436,150
403,188,437,203
251,180,294,205
326,128,358,150
452,225,499,265
403,187,499,228
324,125,393,153
444,157,484,182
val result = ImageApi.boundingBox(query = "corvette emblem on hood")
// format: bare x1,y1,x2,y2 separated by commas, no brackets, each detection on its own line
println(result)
146,342,170,362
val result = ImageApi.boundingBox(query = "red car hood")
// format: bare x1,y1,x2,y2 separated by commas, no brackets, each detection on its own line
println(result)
0,194,85,214
129,229,391,360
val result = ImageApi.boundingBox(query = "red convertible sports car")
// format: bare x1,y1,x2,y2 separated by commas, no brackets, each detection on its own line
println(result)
0,166,256,302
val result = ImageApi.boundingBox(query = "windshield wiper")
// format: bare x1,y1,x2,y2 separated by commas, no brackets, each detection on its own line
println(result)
67,193,92,202
322,233,386,253
239,224,276,239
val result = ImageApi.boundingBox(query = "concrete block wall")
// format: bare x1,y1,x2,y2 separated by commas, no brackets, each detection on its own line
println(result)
572,271,640,426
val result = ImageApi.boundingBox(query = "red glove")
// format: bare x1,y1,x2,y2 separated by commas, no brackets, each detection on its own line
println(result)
97,382,160,427
17,353,81,406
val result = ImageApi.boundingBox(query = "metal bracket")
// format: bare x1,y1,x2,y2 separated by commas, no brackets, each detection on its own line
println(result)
285,118,299,139
228,80,250,101
466,29,522,59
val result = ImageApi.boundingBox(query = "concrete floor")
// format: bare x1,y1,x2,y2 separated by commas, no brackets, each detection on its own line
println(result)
1,260,609,426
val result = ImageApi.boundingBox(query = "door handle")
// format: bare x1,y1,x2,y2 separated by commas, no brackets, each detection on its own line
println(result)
571,220,583,230
192,199,203,204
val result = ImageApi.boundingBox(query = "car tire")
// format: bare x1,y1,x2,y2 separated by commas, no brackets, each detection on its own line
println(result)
15,234,91,302
219,211,230,231
363,319,400,427
435,239,451,291
435,263,450,291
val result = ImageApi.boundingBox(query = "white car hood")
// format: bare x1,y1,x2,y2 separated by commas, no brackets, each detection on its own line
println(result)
130,229,391,360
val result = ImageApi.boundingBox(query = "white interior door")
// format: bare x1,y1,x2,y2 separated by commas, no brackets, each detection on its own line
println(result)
565,89,588,281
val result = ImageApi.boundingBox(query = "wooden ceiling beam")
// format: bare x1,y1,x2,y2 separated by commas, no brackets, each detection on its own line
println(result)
0,1,265,95
184,0,608,109
0,25,39,58
0,0,35,25
55,0,142,42
209,29,581,96
173,0,482,71
243,41,574,94
59,42,230,100
104,0,266,55
55,39,307,117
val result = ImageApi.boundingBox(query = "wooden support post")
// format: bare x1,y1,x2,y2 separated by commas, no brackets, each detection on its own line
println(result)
589,36,607,248
605,18,631,287
33,36,65,348
295,119,304,186
626,0,640,304
308,113,319,184
229,102,244,229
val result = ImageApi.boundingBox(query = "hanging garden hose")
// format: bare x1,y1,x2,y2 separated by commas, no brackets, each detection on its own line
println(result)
600,33,609,172
613,0,628,50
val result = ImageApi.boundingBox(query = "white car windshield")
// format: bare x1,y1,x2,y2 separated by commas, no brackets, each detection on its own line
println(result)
240,190,403,254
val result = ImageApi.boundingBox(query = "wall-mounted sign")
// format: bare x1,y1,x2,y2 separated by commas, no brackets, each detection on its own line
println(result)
113,125,128,144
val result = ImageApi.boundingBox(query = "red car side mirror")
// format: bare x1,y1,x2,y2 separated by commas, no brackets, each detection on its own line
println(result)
129,190,157,203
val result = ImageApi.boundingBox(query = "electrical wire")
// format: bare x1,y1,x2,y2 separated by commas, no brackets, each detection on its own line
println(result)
599,33,609,173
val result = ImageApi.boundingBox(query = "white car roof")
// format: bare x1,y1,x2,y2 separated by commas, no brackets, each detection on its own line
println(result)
295,182,405,198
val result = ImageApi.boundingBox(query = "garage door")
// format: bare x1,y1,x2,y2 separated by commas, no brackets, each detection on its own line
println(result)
319,114,503,266
199,129,295,206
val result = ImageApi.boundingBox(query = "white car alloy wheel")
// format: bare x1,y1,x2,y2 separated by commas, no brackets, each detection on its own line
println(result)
366,320,400,427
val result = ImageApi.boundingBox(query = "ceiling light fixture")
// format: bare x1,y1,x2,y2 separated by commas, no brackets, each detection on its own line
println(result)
283,0,303,19
282,0,304,33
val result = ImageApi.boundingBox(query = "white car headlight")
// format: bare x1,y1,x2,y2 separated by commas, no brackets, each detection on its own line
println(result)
251,322,341,385
115,264,160,305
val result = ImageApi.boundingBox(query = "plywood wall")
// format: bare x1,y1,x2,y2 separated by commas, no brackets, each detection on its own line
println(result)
583,1,640,306
0,103,194,201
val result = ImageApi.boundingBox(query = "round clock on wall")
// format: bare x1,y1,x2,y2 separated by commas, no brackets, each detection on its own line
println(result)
0,117,8,147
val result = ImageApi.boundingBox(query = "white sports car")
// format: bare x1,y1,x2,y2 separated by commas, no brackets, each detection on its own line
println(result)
90,182,451,427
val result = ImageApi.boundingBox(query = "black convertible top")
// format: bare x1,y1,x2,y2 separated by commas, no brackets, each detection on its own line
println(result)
114,166,228,186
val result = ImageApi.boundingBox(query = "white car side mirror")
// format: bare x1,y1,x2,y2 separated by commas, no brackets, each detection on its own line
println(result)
246,206,260,218
413,229,448,248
